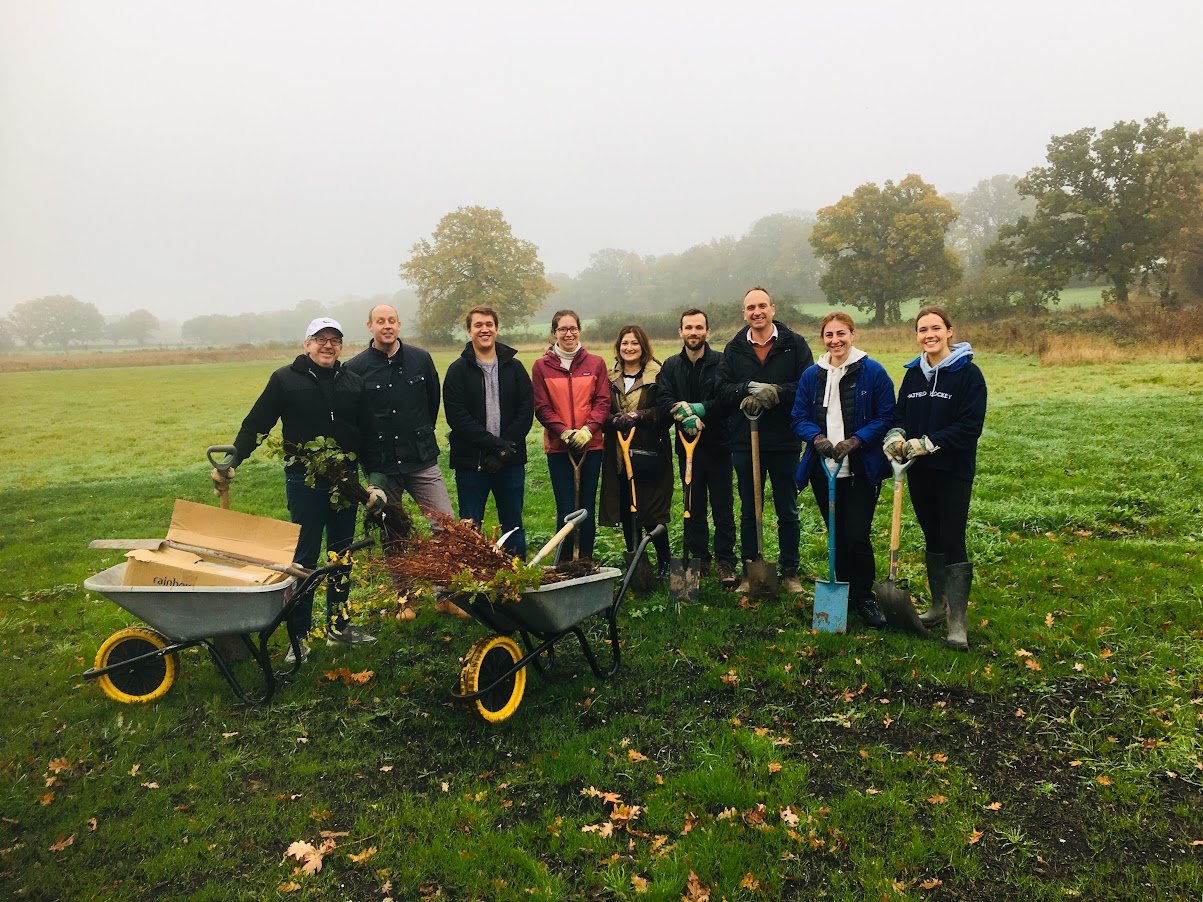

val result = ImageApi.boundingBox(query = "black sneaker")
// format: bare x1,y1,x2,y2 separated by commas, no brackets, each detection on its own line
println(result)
854,598,887,629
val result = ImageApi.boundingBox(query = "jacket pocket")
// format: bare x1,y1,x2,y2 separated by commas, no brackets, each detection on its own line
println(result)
414,424,439,462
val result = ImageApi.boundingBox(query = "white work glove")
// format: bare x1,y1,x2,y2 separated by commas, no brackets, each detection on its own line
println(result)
903,436,939,460
366,485,387,512
882,428,907,463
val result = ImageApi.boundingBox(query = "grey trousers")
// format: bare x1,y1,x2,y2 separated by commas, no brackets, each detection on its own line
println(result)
381,464,453,529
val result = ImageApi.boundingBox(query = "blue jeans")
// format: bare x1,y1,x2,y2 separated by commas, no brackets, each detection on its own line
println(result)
455,464,527,558
732,449,801,574
547,450,602,560
285,473,358,637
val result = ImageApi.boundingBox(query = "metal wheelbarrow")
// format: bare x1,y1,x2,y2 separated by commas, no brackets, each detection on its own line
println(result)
447,524,667,723
82,537,375,704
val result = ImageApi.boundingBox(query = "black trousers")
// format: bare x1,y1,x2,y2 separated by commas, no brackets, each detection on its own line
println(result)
808,469,881,603
676,447,737,564
906,467,973,564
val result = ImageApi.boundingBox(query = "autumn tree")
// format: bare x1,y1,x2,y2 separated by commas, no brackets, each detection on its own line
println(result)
989,113,1203,304
810,174,962,325
400,206,555,344
8,295,106,350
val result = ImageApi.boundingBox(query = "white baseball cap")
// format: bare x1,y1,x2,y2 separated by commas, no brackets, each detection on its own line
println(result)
305,317,343,340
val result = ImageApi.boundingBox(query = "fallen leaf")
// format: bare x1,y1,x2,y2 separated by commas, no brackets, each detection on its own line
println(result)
920,877,943,889
129,764,141,777
1045,612,1055,628
932,753,949,763
48,757,72,774
627,749,648,763
739,872,761,891
720,669,739,686
927,794,948,805
48,833,75,852
1099,649,1113,659
631,874,649,893
985,802,1003,811
1015,708,1026,718
38,792,54,806
1096,775,1113,786
285,840,324,875
348,845,377,864
440,781,449,792
141,782,159,789
1191,839,1203,847
1024,658,1042,671
1069,760,1083,767
780,808,800,827
683,870,710,901
87,817,98,831
1073,662,1085,672
968,829,983,844
1015,648,1032,658
379,765,394,772
221,732,239,739
278,881,301,893
767,763,782,774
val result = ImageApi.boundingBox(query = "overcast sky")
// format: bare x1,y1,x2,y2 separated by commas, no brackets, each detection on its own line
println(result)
2,1,1201,318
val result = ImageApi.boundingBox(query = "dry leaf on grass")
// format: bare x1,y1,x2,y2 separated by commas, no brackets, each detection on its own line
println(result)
630,874,649,893
968,829,984,844
920,877,943,889
324,668,374,685
278,882,301,893
48,833,75,852
683,870,710,901
739,872,761,891
285,840,324,874
627,749,648,763
48,757,72,774
926,794,948,805
38,792,54,806
1096,775,1114,786
348,846,377,864
1024,658,1043,671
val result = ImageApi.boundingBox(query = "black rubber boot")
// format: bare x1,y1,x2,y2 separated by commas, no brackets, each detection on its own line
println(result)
944,562,973,651
919,553,947,627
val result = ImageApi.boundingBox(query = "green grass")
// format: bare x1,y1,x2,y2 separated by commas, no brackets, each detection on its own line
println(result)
1,350,1202,900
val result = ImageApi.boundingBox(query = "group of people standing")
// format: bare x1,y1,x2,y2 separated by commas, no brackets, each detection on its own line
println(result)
216,288,986,660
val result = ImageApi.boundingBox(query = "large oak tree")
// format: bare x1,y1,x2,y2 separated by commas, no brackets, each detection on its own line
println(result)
401,206,554,344
989,114,1203,304
810,174,961,325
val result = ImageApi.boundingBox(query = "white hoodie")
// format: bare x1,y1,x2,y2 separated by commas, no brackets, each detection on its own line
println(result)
817,347,867,478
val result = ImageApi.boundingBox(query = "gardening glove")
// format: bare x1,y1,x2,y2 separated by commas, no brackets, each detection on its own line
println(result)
747,381,780,407
882,428,907,462
611,412,640,431
812,435,835,458
671,401,691,422
495,441,519,467
211,467,235,486
680,415,704,436
568,427,593,451
365,485,387,512
903,435,939,460
481,454,503,474
739,396,764,417
832,436,861,461
560,429,579,449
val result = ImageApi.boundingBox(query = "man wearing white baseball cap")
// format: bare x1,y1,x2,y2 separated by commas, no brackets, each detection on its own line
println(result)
213,315,379,660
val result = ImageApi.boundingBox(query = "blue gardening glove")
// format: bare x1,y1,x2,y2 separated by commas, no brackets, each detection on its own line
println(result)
903,435,938,460
882,428,907,462
740,396,764,417
812,435,835,458
833,436,861,461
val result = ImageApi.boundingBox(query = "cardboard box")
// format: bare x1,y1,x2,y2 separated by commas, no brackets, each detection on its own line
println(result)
121,500,301,588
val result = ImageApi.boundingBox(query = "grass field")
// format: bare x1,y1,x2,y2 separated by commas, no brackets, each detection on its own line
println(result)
2,339,1202,900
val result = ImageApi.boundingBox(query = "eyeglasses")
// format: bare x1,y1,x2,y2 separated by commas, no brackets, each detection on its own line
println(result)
555,326,580,334
309,336,343,347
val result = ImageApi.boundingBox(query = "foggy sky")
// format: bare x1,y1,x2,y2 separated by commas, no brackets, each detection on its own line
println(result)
2,0,1201,318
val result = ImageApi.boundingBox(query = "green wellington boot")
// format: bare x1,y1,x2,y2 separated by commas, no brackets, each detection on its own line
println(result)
944,562,973,651
918,552,947,627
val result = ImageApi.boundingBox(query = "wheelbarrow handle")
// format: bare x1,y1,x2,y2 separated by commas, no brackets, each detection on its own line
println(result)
207,444,238,472
530,508,588,566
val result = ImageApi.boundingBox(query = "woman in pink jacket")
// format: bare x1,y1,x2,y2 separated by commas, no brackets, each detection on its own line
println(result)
531,310,611,560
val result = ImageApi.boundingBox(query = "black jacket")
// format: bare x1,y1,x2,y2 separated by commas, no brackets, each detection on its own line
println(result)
344,341,441,476
716,321,815,453
894,352,986,483
232,355,372,475
443,341,534,471
656,343,731,454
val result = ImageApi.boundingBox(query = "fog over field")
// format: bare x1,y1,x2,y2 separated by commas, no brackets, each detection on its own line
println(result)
2,0,1201,318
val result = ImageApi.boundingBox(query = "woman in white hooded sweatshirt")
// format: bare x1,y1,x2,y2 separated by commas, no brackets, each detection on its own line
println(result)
791,313,896,628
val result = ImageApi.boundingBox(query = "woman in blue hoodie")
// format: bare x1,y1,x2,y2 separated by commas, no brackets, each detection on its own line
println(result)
792,312,895,628
883,306,987,651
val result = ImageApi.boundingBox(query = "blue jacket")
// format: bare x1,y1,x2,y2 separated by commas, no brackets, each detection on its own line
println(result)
791,355,895,488
893,348,986,483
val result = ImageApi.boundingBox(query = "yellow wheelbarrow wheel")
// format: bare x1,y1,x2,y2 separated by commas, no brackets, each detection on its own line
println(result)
459,635,526,723
94,627,178,704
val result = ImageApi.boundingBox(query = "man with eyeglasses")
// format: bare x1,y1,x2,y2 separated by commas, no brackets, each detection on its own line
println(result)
216,317,378,659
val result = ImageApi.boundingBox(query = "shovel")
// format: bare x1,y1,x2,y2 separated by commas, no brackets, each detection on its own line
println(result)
812,458,849,633
744,411,780,598
208,445,237,509
530,509,588,566
668,429,702,608
617,427,656,593
874,458,928,635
